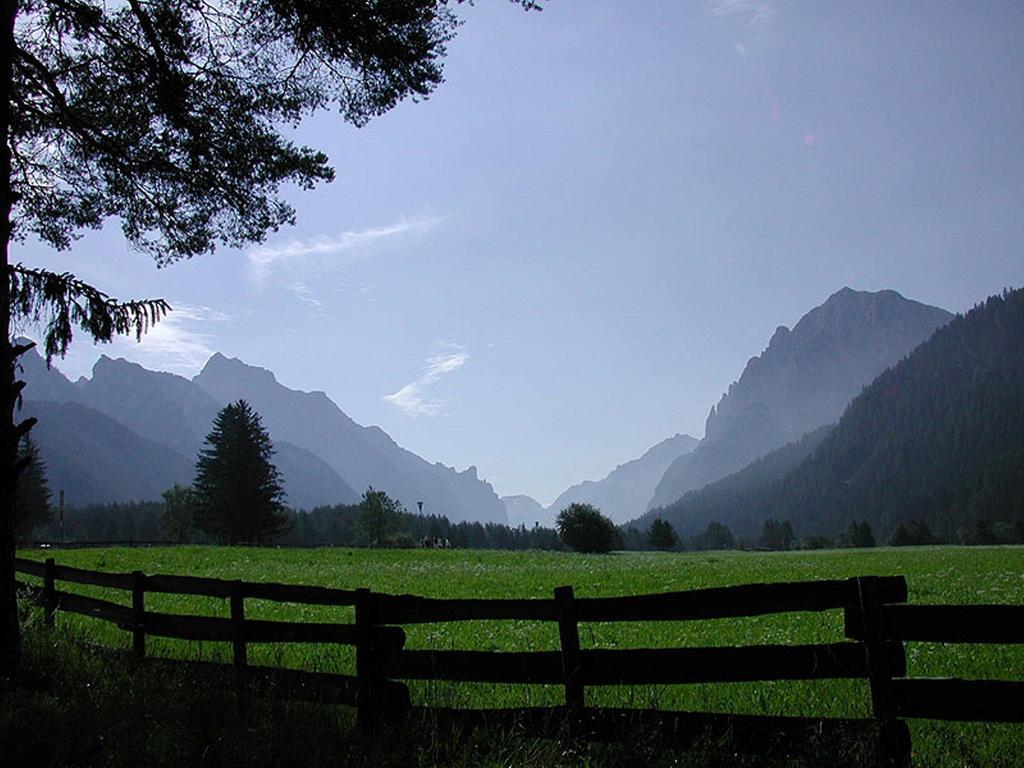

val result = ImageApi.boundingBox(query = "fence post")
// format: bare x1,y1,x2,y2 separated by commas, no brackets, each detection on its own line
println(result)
555,585,584,709
857,576,898,719
355,587,376,736
230,580,247,669
43,557,56,628
131,570,146,658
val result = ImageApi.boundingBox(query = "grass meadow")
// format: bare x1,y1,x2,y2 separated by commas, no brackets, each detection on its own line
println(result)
13,545,1024,767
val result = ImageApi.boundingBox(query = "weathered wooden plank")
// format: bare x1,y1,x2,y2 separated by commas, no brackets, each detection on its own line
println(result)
893,679,1024,722
132,571,146,658
14,557,45,577
145,573,235,598
51,589,133,625
372,593,558,624
857,576,900,718
847,604,1024,643
230,580,246,668
53,563,133,590
555,585,584,708
392,649,564,683
245,620,404,650
143,612,235,641
243,581,359,606
139,657,408,710
575,576,907,623
140,611,403,648
581,642,903,685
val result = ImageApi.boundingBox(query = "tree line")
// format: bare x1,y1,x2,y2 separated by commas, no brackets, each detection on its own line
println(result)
17,394,1024,553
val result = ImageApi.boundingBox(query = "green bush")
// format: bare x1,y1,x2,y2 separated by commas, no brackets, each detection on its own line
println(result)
556,503,618,553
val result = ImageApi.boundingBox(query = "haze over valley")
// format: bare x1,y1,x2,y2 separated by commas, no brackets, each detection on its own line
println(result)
24,283,1023,547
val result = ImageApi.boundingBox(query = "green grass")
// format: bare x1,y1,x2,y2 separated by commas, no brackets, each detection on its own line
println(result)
15,545,1024,766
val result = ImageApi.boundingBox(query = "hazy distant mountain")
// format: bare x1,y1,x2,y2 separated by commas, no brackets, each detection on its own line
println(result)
20,349,358,509
16,342,82,403
271,443,359,510
637,425,834,539
78,355,222,460
646,288,1024,542
502,494,547,528
647,288,953,510
20,400,195,505
75,355,358,509
193,353,506,523
548,433,698,524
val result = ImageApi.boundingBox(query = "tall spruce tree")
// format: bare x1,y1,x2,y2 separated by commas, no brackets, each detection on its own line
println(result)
1,0,539,667
647,518,679,550
193,400,288,544
13,434,48,540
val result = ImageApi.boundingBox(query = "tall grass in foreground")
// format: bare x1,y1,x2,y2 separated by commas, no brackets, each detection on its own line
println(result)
4,616,913,768
13,545,1024,766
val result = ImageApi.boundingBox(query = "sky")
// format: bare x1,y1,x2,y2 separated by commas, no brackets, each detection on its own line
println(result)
14,1,1024,506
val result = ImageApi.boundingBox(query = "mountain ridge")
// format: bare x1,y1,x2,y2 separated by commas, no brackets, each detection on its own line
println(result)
647,288,953,510
19,348,502,519
546,433,698,525
645,288,1024,542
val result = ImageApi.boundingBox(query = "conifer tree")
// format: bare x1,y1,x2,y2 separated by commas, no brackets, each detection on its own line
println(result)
647,518,679,550
193,400,288,544
13,434,49,540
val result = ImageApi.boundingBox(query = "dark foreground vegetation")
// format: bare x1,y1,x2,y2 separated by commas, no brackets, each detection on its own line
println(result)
4,606,910,768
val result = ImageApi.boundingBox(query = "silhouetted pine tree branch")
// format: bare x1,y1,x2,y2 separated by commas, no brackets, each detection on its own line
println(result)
8,264,169,361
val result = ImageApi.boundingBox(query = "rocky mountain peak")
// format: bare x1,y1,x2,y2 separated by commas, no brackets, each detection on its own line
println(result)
648,288,953,512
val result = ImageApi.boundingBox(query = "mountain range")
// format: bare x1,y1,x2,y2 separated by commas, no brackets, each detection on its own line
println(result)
641,288,1024,542
18,348,507,523
16,285,971,535
544,433,699,525
647,288,953,510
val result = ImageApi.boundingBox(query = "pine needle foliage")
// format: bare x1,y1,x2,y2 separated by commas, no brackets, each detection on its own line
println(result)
8,264,169,361
647,518,679,550
193,400,288,545
14,434,50,540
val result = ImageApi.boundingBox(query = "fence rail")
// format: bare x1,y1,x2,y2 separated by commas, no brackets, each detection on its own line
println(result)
14,556,1024,761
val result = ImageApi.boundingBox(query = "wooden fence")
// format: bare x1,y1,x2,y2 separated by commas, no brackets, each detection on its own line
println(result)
14,557,1024,761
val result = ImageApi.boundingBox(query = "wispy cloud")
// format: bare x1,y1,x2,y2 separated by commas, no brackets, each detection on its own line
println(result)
44,302,229,380
284,282,323,307
708,0,781,24
383,346,469,418
110,303,227,375
247,214,446,290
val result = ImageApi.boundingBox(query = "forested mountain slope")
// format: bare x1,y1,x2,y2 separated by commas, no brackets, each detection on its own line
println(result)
650,289,1024,541
648,288,952,510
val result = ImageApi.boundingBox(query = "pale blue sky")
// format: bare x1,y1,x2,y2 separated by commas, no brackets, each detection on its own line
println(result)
15,1,1024,504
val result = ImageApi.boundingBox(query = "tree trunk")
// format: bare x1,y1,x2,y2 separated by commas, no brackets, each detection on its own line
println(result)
1,0,20,672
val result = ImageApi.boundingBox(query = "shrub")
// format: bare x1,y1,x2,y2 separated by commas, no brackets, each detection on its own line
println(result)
556,503,618,553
